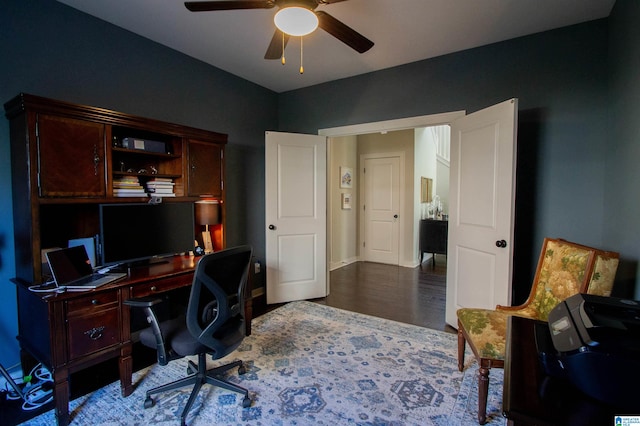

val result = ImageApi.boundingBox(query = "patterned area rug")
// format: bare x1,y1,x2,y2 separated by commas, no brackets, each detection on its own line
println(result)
24,301,505,425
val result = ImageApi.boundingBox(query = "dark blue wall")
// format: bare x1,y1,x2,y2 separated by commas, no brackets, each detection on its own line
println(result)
281,20,611,241
607,1,640,299
279,19,616,303
0,0,276,367
1,0,638,369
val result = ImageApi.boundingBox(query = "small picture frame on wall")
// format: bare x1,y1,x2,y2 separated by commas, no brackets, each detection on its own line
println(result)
340,166,353,189
342,193,352,210
421,177,433,203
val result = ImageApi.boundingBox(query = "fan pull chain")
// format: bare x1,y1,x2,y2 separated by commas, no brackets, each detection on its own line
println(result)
299,36,304,74
281,31,286,65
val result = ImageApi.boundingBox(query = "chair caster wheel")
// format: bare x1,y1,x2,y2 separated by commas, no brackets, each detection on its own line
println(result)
242,396,252,408
238,364,247,375
144,396,155,409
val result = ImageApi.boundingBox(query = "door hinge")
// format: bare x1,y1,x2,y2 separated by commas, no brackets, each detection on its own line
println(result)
363,241,366,247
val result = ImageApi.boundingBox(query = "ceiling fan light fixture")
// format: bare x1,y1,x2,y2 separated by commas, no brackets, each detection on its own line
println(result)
274,6,318,36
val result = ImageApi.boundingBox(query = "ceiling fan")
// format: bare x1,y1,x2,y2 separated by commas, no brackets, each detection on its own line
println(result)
184,0,374,60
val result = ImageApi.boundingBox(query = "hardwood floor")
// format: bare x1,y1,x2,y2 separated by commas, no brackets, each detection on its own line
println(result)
254,254,455,334
318,255,455,333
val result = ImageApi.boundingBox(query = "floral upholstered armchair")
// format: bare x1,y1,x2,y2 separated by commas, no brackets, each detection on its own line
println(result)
456,238,619,424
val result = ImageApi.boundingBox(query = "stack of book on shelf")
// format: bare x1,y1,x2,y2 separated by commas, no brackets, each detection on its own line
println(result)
145,178,175,197
113,176,146,197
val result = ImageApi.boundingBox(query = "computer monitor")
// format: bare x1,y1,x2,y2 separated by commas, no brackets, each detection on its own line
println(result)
99,202,195,267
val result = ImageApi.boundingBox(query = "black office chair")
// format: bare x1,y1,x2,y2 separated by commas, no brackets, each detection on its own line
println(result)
125,245,253,426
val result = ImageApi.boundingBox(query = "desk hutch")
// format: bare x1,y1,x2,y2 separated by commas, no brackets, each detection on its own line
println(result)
4,93,229,425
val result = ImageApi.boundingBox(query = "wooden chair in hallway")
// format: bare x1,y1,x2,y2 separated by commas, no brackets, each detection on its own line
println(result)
456,237,619,424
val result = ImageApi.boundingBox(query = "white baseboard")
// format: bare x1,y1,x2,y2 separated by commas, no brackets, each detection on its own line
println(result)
329,256,359,271
417,253,433,266
331,257,432,270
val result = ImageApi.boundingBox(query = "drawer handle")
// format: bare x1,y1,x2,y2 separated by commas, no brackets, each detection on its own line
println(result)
150,286,157,292
85,326,105,340
91,299,99,305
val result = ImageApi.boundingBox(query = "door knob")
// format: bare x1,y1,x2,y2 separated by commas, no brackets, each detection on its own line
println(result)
496,240,507,248
393,214,398,219
268,224,276,230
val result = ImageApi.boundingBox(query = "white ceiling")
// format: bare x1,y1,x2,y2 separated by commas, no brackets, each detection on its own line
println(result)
56,0,615,93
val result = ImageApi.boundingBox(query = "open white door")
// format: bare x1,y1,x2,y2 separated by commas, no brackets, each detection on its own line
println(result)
265,131,327,304
445,99,518,327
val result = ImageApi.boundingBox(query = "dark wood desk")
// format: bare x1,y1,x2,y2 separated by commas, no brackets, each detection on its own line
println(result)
503,316,620,426
13,256,197,426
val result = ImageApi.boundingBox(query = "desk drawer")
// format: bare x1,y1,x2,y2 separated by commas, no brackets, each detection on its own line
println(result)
130,273,193,298
66,291,119,317
67,305,120,360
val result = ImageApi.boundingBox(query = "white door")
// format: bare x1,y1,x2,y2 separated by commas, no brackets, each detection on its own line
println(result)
445,99,518,327
362,155,401,265
265,131,327,304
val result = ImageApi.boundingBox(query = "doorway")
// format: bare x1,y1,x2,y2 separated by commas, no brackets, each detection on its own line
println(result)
263,102,516,313
320,111,463,274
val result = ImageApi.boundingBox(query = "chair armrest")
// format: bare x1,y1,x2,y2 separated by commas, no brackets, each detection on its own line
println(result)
124,296,170,365
495,304,521,311
123,296,164,308
123,295,164,308
495,303,540,321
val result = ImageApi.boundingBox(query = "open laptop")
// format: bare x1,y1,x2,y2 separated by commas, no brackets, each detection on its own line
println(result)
45,245,126,290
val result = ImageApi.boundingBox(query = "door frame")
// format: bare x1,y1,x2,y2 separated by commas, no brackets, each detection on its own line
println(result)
319,111,466,274
319,112,466,138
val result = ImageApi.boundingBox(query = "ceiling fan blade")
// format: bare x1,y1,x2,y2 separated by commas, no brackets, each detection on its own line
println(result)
316,11,373,54
185,1,274,12
318,0,350,3
265,29,290,60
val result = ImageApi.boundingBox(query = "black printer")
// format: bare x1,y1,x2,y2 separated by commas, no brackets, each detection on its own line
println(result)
539,293,640,410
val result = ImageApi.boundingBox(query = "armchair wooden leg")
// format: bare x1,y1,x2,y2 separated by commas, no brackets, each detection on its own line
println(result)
457,326,466,371
477,366,490,425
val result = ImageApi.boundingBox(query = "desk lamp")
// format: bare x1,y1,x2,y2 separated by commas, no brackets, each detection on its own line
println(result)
195,200,219,254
